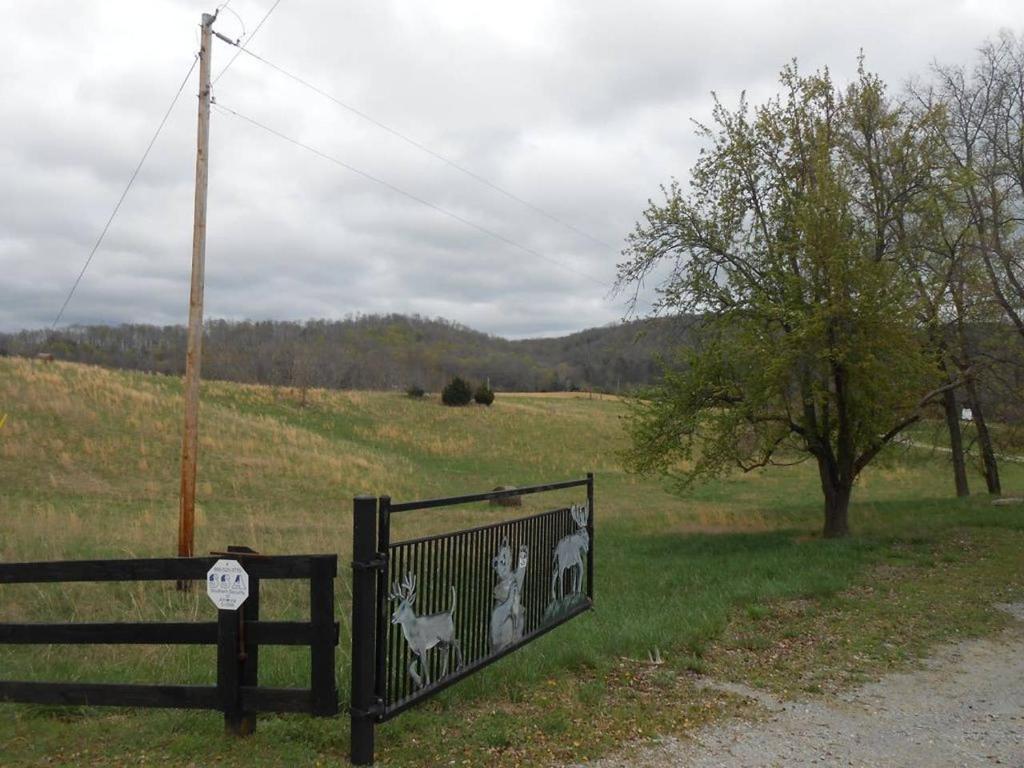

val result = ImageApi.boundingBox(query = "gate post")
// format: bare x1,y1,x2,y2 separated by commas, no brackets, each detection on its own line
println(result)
350,495,379,766
310,555,338,716
219,544,257,735
228,545,259,734
217,602,243,733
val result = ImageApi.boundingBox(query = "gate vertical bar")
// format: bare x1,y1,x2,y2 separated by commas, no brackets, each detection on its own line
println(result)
374,497,391,709
392,541,404,706
586,472,594,601
351,495,378,766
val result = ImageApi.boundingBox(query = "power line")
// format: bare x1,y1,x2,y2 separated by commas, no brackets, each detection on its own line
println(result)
217,40,617,252
213,101,609,288
212,0,283,86
52,55,199,329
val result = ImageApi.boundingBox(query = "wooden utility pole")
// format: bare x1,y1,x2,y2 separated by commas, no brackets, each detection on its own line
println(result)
178,12,215,563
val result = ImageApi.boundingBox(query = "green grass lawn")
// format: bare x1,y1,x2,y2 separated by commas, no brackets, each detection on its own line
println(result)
1,358,1022,766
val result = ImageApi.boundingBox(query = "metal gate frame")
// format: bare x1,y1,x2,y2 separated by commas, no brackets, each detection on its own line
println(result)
349,474,594,765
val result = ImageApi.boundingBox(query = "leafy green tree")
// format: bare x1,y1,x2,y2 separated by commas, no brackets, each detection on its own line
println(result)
617,62,954,537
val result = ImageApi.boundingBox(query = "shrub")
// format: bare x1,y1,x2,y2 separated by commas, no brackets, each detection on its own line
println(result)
441,376,472,406
406,385,425,399
474,383,495,406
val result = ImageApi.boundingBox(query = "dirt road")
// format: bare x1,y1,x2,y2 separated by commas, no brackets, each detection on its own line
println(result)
585,604,1024,768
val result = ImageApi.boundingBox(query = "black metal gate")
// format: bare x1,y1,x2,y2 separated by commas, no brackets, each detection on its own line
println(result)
349,475,594,765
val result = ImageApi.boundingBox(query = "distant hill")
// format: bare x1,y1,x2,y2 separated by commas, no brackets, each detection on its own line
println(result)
0,314,697,392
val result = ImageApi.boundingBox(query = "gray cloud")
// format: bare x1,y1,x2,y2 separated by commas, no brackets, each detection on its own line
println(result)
1,0,1019,338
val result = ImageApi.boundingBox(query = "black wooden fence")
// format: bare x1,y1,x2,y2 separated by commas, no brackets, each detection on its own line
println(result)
350,475,595,765
0,546,338,733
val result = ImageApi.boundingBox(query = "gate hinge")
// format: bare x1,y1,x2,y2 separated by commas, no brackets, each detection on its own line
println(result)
351,697,385,719
351,555,387,572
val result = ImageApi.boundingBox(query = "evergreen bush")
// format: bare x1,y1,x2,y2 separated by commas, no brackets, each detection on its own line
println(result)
441,376,472,406
474,383,495,406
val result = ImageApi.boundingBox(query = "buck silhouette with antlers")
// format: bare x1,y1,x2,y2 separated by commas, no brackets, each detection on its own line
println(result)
550,503,590,601
389,572,463,689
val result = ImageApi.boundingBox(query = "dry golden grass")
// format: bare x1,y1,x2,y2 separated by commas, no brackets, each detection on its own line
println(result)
3,356,1019,614
0,360,625,572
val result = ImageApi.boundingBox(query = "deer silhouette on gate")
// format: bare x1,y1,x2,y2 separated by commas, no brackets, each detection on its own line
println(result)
551,503,590,601
389,573,463,689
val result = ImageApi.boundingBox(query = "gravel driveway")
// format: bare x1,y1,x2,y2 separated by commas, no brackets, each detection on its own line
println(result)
584,604,1024,768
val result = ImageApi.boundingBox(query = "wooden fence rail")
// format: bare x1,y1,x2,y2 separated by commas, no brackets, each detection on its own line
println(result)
0,546,339,734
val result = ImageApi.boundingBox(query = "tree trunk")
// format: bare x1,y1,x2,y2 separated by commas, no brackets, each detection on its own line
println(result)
964,375,1001,495
950,269,1001,497
941,382,970,497
818,457,851,538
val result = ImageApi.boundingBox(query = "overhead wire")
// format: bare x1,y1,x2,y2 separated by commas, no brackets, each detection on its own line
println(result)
213,101,609,288
49,3,611,337
217,39,617,253
51,54,200,329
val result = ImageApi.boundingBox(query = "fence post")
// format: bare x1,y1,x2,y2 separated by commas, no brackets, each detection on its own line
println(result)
586,472,595,602
310,555,338,716
229,545,259,734
217,601,242,734
350,495,379,766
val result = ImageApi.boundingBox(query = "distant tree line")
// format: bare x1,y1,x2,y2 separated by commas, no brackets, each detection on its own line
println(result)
0,314,693,393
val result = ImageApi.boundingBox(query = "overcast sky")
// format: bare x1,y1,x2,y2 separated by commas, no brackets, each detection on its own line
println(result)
1,1,1019,338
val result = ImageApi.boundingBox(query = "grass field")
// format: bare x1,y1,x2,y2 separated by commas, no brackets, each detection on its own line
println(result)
1,357,1022,766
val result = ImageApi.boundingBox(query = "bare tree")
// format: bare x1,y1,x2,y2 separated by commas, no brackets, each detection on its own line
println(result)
919,33,1024,494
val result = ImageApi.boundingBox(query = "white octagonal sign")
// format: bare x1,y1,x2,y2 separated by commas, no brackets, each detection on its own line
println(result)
206,559,249,610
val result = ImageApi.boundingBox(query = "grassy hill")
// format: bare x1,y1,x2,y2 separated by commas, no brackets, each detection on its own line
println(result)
1,357,1022,766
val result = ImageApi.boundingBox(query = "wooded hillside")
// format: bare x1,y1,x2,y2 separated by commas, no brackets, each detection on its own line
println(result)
0,314,695,392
